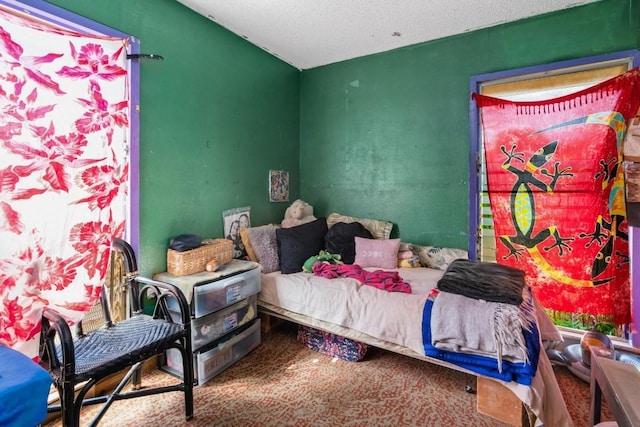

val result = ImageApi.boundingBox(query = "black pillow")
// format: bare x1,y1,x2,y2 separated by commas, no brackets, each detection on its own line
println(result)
277,218,328,274
324,222,373,264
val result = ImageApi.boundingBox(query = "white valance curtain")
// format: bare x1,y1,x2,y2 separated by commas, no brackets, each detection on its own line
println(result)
0,8,129,359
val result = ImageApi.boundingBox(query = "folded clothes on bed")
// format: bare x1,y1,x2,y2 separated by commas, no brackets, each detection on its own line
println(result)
422,289,540,386
430,289,530,371
436,259,525,305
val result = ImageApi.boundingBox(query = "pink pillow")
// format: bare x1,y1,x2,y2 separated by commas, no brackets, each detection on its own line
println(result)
354,237,401,269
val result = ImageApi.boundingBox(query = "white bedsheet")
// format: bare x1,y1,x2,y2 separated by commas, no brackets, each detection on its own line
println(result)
259,267,574,427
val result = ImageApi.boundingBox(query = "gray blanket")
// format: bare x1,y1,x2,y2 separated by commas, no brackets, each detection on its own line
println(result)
430,290,533,371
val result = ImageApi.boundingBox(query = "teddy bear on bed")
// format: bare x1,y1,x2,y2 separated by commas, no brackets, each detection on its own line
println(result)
281,199,317,228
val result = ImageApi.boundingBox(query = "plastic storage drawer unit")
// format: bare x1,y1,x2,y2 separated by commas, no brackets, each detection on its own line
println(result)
158,265,260,318
163,318,261,385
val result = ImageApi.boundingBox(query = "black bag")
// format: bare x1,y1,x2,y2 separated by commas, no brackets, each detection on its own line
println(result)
169,234,202,252
324,222,373,264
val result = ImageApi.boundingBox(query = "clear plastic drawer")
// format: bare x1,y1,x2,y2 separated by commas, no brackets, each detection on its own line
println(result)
163,318,261,385
170,294,257,351
158,265,260,318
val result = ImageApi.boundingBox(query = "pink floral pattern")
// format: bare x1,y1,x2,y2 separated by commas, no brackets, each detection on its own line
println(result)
0,9,129,359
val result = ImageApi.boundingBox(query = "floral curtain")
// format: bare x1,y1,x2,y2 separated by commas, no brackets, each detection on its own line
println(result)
473,68,640,325
0,9,129,359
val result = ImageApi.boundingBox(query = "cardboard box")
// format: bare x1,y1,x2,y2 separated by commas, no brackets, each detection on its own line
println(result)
476,376,529,426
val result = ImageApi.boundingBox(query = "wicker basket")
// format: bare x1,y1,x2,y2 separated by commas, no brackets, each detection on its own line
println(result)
167,238,233,276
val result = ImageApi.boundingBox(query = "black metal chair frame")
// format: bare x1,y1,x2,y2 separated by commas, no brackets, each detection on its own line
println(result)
39,238,194,427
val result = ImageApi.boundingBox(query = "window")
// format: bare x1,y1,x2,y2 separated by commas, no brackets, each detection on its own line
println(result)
469,51,640,339
0,0,141,251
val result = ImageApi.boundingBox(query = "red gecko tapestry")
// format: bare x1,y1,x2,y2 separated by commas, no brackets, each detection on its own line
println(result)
473,68,640,324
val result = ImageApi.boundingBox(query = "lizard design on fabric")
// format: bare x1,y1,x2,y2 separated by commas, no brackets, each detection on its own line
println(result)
498,111,628,287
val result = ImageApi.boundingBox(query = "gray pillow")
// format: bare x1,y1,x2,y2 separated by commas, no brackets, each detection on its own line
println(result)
247,225,280,273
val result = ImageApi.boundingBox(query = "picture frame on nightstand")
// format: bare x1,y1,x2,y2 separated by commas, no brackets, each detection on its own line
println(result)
223,206,250,258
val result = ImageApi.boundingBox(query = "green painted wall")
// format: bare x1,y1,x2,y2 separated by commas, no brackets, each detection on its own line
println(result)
42,0,639,273
46,0,300,275
299,0,639,250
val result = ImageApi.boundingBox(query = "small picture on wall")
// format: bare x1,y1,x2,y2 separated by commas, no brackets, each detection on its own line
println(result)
222,206,250,259
269,169,289,202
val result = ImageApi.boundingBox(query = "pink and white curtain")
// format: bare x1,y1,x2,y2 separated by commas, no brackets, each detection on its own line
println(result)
0,9,129,359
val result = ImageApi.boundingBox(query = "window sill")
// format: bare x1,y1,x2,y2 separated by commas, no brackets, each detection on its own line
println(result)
557,327,640,356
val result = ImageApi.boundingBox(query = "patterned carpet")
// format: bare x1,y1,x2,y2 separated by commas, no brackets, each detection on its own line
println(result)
43,321,612,427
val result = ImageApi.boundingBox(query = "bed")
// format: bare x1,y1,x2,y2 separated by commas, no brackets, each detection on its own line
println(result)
240,214,574,427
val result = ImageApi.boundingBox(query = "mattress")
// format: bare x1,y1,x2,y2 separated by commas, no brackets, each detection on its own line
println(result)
258,266,574,427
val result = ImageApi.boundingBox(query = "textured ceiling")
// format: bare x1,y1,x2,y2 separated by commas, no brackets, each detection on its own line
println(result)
177,0,600,70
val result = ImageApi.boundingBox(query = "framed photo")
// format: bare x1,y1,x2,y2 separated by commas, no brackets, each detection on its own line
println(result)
222,206,250,258
269,169,289,202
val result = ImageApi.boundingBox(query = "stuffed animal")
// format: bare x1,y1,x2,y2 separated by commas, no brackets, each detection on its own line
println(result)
281,199,317,228
397,255,422,268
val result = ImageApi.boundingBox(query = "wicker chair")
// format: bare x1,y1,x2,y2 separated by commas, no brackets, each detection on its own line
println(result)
39,238,194,427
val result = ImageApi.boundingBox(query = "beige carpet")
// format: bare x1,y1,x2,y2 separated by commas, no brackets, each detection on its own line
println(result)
43,321,612,427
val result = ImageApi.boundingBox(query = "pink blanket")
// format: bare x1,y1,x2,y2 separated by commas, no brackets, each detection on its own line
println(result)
312,263,411,293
